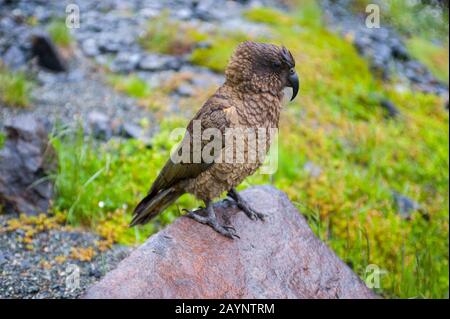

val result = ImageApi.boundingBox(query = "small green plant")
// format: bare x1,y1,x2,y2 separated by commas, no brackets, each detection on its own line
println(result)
140,10,207,55
108,74,151,98
47,19,72,47
0,65,32,107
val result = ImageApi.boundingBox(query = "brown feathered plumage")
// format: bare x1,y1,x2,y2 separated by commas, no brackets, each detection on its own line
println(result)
131,41,299,238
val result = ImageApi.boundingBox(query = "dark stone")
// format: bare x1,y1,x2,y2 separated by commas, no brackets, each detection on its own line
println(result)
138,54,182,72
110,52,141,73
83,186,377,299
0,114,57,216
30,33,66,72
87,111,112,141
380,99,400,118
118,122,142,139
89,267,102,279
97,35,121,54
392,191,426,220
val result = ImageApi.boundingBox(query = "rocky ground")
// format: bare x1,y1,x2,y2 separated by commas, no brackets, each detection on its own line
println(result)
0,0,447,298
321,0,448,97
0,0,277,136
0,214,131,298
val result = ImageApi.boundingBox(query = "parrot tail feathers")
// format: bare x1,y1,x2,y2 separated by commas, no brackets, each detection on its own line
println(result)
130,187,183,227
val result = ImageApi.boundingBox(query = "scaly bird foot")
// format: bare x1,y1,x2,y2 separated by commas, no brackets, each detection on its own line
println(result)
227,188,266,221
183,207,239,239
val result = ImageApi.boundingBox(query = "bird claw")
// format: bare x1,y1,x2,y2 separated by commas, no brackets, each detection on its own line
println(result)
222,198,237,208
185,207,239,239
227,189,266,222
247,209,266,221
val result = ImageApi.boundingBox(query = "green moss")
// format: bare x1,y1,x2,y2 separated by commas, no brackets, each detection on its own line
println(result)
47,19,72,47
243,7,295,26
241,3,449,298
0,65,32,107
407,37,449,84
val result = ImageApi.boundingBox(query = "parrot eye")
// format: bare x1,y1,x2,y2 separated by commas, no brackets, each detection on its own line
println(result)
272,60,282,68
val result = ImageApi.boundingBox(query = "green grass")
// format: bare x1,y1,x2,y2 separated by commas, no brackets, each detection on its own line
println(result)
51,120,199,245
52,2,448,299
407,37,449,84
0,132,5,149
47,19,72,47
0,65,32,107
139,10,207,55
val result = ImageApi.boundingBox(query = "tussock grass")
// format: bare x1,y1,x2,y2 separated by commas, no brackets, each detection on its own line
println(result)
108,74,151,98
139,10,207,55
0,132,5,149
0,64,32,107
47,19,73,47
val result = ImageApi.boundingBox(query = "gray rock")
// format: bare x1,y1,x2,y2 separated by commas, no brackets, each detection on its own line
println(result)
83,186,377,299
116,122,152,144
303,161,322,178
87,111,112,140
138,54,182,72
380,99,400,118
176,83,195,97
392,191,425,220
2,45,26,70
81,38,99,57
0,114,56,215
110,52,141,73
97,35,121,54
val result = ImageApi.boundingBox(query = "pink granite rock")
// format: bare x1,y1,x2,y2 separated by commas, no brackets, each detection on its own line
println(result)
83,186,377,299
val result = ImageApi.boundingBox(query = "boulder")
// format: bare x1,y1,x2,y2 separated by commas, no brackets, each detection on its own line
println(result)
0,114,56,215
30,33,66,72
83,186,377,299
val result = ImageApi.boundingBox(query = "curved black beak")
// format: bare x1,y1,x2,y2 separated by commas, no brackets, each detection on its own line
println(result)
288,69,299,101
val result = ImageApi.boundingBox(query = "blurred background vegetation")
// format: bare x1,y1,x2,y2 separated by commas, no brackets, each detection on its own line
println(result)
1,0,448,298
